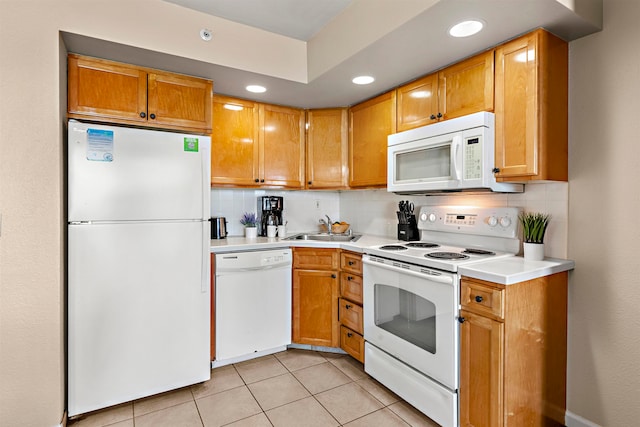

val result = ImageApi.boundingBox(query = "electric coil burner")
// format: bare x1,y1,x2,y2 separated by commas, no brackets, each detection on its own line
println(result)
405,242,440,249
462,248,496,256
425,252,470,260
379,245,408,251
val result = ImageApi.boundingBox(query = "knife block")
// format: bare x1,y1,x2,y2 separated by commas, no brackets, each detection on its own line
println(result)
398,216,419,241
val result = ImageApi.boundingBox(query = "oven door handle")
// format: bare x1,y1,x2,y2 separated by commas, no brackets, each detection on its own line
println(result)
363,257,454,285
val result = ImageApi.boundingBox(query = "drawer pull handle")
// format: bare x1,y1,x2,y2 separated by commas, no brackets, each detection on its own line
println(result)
347,276,353,281
348,261,355,266
347,332,353,338
345,304,352,309
475,295,484,303
458,317,466,323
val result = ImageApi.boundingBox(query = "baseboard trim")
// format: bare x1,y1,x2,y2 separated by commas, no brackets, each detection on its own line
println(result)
566,411,602,427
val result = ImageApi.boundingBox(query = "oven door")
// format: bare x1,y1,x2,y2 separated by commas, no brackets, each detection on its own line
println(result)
363,255,459,390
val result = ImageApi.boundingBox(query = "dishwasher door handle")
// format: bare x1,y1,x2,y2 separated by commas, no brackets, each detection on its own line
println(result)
216,264,292,274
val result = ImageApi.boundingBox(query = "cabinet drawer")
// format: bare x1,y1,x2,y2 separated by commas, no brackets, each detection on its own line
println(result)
339,298,363,334
340,273,363,304
340,251,363,275
293,248,339,270
461,280,504,319
340,325,364,363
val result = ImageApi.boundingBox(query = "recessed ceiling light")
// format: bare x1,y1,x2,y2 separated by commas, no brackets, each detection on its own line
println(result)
448,20,484,38
352,76,375,85
246,85,266,93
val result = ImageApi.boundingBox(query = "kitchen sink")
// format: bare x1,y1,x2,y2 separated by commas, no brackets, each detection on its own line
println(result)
286,232,361,242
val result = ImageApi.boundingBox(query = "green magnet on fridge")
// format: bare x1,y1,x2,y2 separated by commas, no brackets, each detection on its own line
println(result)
184,137,199,152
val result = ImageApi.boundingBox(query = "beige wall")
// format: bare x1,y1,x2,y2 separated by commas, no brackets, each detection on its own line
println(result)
567,0,640,425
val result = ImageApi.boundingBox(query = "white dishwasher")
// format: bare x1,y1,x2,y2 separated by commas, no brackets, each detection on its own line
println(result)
213,248,292,367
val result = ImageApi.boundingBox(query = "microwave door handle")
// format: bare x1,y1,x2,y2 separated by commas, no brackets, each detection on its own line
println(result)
452,135,463,180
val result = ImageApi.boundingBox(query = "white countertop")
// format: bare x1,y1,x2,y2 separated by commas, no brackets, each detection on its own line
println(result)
210,233,398,254
458,257,575,285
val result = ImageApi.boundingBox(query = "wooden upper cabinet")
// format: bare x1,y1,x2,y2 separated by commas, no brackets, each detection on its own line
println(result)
396,50,494,132
68,55,147,124
494,29,568,182
148,71,212,132
438,49,494,121
396,73,439,131
262,104,306,188
210,96,304,188
68,54,212,134
306,108,349,189
211,95,259,186
349,91,397,187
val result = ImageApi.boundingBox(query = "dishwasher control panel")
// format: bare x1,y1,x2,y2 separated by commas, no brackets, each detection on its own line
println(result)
216,248,292,272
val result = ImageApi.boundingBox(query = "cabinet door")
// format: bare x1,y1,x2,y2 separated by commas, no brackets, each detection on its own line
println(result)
438,50,494,121
349,91,397,187
340,326,364,363
459,310,504,427
68,54,147,124
494,33,538,178
306,108,348,189
338,298,363,335
396,73,439,131
262,104,305,188
292,269,339,347
148,71,212,133
211,95,260,186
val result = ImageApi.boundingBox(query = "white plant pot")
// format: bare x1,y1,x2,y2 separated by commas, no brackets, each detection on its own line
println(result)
245,227,257,239
523,242,545,261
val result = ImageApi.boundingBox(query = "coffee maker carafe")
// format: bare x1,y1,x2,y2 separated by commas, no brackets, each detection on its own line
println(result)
257,196,283,236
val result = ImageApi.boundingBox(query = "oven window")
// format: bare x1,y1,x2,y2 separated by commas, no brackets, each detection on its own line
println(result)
395,145,450,181
374,284,436,354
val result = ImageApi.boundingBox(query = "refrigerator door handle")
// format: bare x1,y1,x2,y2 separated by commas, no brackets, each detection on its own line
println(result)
202,222,209,293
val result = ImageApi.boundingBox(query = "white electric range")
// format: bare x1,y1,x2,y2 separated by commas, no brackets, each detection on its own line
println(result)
362,205,521,427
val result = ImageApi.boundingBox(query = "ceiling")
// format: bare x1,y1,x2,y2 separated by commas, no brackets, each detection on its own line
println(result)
62,0,602,109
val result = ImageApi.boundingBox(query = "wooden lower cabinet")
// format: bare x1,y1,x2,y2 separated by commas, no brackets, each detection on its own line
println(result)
292,248,339,347
338,251,364,363
459,273,568,427
340,325,364,362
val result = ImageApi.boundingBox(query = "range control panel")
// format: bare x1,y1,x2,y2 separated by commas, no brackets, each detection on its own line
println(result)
418,206,521,238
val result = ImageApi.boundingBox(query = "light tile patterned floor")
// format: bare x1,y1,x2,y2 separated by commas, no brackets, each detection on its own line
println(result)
68,349,441,427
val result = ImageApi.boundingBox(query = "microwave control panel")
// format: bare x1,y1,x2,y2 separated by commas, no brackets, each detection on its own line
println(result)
464,136,482,180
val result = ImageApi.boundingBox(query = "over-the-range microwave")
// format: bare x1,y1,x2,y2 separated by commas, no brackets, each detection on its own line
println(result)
387,112,523,195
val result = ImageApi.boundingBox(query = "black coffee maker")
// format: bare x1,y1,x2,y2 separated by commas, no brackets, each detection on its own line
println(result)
257,196,283,236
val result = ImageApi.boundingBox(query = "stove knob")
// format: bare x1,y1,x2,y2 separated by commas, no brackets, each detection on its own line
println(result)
499,216,512,228
428,213,437,222
487,216,498,227
420,213,428,222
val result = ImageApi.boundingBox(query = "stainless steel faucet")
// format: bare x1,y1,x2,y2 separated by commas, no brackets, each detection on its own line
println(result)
325,215,332,234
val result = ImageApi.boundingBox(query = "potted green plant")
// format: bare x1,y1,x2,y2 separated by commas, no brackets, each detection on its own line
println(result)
518,212,550,261
240,212,258,239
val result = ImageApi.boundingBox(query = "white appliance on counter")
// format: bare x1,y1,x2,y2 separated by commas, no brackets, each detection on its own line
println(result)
387,112,523,194
67,120,211,416
213,249,292,367
363,205,521,427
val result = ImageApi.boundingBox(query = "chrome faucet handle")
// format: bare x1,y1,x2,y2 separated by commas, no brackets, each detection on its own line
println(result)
325,215,332,234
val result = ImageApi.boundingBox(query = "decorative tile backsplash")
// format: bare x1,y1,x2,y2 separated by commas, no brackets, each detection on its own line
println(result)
211,182,568,258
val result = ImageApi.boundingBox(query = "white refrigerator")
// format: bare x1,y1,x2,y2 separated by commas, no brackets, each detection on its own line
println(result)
67,120,211,416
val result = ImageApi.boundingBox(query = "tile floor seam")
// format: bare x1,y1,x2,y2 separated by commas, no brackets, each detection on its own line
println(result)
189,386,206,427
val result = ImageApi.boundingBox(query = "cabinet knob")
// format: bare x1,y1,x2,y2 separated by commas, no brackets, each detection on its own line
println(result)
308,181,312,185
140,112,146,118
331,274,337,279
437,112,443,119
458,317,466,323
475,295,484,303
347,276,353,281
348,261,355,266
430,114,436,120
149,113,156,120
345,304,352,309
347,332,353,338
254,178,260,183
260,179,265,183
492,167,500,174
